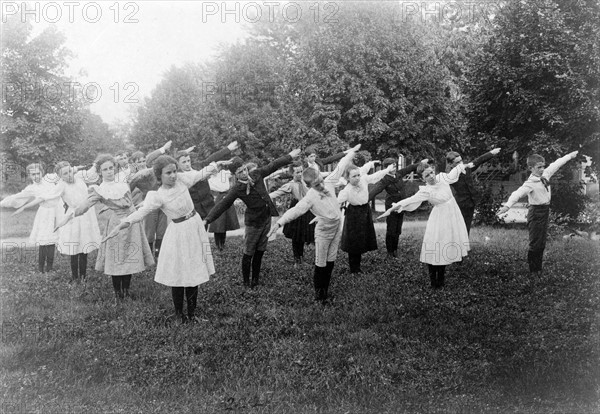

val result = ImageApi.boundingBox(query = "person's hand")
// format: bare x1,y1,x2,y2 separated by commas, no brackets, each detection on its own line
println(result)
378,209,392,219
184,146,195,153
568,150,579,159
372,160,381,165
344,144,361,154
386,164,396,173
12,206,27,216
420,158,429,164
267,222,280,238
497,206,509,215
102,221,130,243
162,140,173,152
289,149,301,159
465,162,474,169
54,211,75,231
216,160,232,168
491,148,501,155
227,141,239,152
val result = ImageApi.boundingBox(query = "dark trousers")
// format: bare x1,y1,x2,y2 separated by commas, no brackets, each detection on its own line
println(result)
242,250,265,288
428,265,446,288
348,253,362,273
38,244,55,273
458,204,476,235
313,261,335,302
385,212,404,253
69,253,88,280
171,286,199,317
292,240,305,261
527,205,550,272
111,275,132,298
214,232,226,250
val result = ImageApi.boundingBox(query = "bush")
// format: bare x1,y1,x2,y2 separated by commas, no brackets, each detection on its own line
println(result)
473,181,507,226
576,200,600,232
551,179,588,222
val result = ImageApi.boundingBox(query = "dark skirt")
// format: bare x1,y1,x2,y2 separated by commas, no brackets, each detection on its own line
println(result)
282,199,316,243
341,203,378,254
208,192,241,233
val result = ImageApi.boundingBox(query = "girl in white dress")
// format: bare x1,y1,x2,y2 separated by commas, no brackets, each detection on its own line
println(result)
54,161,102,281
12,161,102,281
379,161,474,289
108,155,219,323
1,163,63,272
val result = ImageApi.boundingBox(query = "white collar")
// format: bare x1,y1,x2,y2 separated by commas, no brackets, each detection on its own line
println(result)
93,181,129,199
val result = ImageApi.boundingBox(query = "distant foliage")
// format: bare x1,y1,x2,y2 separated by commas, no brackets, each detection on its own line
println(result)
473,181,507,226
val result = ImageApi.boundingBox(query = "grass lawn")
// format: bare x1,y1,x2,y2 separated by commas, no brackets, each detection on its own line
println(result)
0,210,599,413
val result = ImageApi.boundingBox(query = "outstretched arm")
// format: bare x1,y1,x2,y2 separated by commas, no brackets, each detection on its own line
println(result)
470,148,501,172
324,144,361,191
146,140,173,167
204,189,238,224
396,159,429,177
543,151,578,180
378,188,430,219
258,149,300,177
441,162,474,185
178,162,219,188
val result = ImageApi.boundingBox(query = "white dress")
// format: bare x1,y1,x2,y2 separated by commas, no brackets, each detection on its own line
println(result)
0,174,63,245
56,171,102,255
123,166,218,287
393,164,470,265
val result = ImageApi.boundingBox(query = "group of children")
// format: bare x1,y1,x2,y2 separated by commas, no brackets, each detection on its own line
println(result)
1,141,580,322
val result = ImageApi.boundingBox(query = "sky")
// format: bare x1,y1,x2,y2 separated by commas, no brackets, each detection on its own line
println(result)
19,1,253,126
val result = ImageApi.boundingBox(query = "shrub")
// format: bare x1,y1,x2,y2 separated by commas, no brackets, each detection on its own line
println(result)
551,179,588,222
576,200,600,232
473,182,507,226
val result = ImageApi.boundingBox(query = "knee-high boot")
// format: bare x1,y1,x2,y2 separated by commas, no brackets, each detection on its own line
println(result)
242,254,252,287
251,250,265,288
324,261,335,299
313,265,326,302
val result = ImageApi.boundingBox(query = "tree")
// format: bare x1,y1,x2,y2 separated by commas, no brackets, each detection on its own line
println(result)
1,15,87,166
465,0,600,170
70,110,122,165
277,3,464,162
129,63,208,154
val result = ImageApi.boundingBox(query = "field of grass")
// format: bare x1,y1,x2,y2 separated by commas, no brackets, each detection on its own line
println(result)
0,213,599,413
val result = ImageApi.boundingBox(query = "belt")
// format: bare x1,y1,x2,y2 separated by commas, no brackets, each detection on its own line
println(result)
172,210,196,223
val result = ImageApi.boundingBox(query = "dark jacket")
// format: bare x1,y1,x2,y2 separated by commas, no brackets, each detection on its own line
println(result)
369,163,421,209
188,147,232,219
314,152,345,171
450,151,495,209
205,154,293,227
